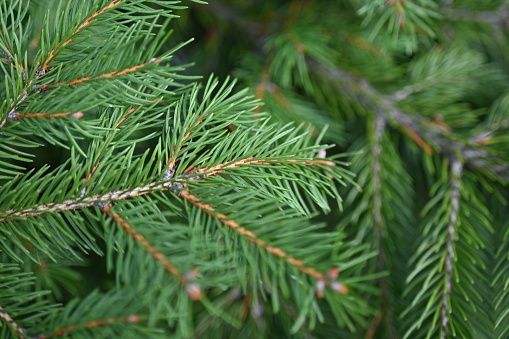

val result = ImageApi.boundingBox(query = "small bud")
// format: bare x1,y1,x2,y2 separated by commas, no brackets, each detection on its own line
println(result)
316,150,326,159
126,314,140,323
162,170,174,181
78,188,87,199
72,112,84,119
184,269,199,281
331,281,348,295
326,267,340,279
296,43,306,53
186,283,203,300
315,280,325,299
7,112,20,120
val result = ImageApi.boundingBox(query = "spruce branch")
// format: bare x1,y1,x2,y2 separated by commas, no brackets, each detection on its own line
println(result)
0,156,335,222
356,0,440,52
41,0,126,70
370,113,398,338
165,105,208,175
440,156,462,338
98,204,203,300
180,189,347,296
441,4,509,30
402,156,490,338
308,58,509,181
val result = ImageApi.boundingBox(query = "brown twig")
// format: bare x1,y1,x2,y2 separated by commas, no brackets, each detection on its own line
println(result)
180,190,324,280
99,205,202,299
365,310,385,339
38,314,140,338
3,111,84,124
188,157,335,178
54,59,161,87
42,0,126,70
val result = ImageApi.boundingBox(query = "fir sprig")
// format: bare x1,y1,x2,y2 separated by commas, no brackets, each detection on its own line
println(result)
0,1,364,337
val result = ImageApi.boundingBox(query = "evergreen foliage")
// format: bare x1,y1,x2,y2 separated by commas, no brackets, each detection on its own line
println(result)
0,0,508,338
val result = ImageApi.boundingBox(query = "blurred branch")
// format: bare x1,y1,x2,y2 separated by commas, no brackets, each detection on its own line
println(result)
441,5,509,30
308,58,509,181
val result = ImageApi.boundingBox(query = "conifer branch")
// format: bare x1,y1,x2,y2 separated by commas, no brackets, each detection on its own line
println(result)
0,155,341,296
42,0,126,70
308,58,509,181
0,180,182,222
440,156,462,338
179,189,348,296
37,314,140,339
84,101,160,186
165,109,208,174
0,46,12,63
186,157,335,178
3,111,84,123
371,112,397,337
0,157,333,221
1,76,37,129
441,5,509,30
1,0,129,129
0,306,27,339
56,58,161,87
98,205,203,300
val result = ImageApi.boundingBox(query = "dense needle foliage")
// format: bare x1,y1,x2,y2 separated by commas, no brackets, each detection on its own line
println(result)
1,1,509,338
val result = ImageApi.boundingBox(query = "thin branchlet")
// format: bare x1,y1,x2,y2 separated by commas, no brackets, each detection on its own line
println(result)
98,205,202,300
440,156,462,338
0,157,334,221
0,155,343,295
35,314,141,339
